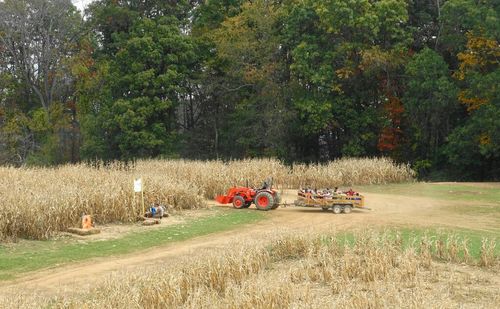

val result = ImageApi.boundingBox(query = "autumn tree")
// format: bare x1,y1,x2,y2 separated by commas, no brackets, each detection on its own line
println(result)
445,32,499,179
0,0,83,164
278,0,411,160
0,0,497,179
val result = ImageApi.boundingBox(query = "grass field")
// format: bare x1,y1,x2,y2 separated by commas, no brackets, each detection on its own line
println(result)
0,173,498,308
359,182,500,204
371,227,499,260
0,209,265,281
360,182,500,226
3,229,497,309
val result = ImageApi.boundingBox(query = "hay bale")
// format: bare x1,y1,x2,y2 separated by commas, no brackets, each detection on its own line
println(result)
142,219,161,226
67,227,101,236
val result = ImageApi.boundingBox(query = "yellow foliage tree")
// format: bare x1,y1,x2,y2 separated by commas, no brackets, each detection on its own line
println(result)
455,32,500,112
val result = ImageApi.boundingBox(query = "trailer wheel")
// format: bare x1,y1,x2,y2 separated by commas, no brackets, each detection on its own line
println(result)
343,205,352,214
232,196,246,209
255,192,274,211
332,205,342,214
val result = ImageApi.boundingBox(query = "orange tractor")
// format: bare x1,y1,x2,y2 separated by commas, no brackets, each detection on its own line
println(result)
215,179,280,211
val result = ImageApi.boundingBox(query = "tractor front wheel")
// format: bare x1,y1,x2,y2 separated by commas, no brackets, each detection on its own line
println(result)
255,192,274,211
232,196,246,209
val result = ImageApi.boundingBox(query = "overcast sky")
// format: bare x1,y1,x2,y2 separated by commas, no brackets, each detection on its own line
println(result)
72,0,94,12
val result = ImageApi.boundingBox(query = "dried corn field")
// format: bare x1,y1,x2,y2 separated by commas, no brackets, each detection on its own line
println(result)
0,157,414,240
5,231,498,309
135,157,415,199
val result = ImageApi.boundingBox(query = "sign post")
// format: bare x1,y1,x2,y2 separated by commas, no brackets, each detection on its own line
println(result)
134,178,144,215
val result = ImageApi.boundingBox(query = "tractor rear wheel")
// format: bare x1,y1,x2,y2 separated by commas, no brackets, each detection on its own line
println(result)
332,205,342,214
255,192,274,211
232,196,246,209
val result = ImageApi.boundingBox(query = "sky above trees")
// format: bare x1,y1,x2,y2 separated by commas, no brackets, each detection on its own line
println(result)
72,0,93,11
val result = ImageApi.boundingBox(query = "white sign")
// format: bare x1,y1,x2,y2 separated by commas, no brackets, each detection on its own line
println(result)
134,178,142,192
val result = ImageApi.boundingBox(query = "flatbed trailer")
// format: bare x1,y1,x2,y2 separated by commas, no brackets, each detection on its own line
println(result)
294,192,366,214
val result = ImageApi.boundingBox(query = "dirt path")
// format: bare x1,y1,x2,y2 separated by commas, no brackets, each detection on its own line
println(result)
0,190,497,300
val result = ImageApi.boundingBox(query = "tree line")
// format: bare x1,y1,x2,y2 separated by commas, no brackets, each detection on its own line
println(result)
0,0,498,179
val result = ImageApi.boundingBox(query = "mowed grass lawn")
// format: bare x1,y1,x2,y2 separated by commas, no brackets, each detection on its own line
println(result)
359,182,500,204
357,182,500,258
338,227,500,259
0,209,266,280
361,182,500,219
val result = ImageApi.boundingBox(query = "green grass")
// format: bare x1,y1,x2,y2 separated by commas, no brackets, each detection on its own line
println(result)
0,209,266,281
359,182,500,204
338,226,499,260
396,227,499,258
344,182,499,261
359,183,500,222
445,204,500,216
